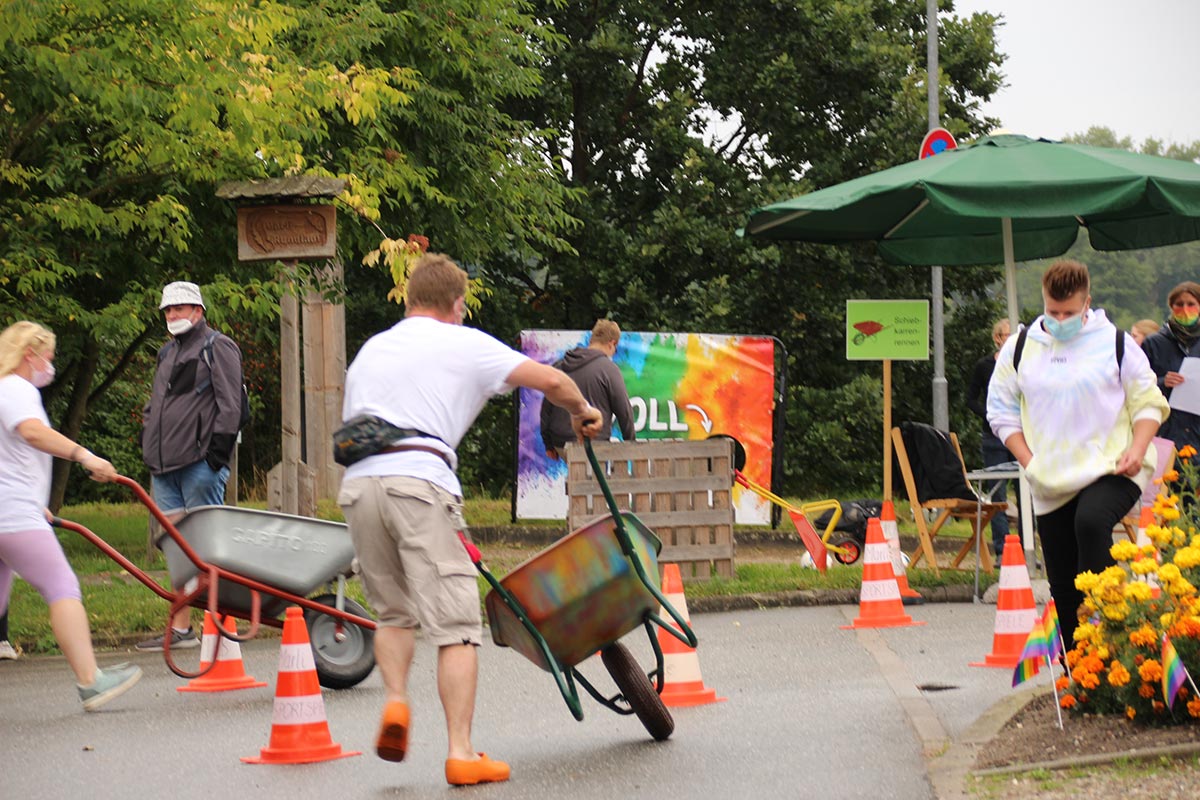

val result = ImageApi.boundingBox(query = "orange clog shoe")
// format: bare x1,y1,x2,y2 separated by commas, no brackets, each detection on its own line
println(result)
375,701,410,762
445,752,511,786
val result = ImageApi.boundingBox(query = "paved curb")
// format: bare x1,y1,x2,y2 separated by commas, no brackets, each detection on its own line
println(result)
928,685,1041,799
929,684,1200,798
688,584,976,613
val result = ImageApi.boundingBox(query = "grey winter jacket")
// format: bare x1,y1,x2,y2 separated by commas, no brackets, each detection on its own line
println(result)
539,347,635,451
142,319,244,475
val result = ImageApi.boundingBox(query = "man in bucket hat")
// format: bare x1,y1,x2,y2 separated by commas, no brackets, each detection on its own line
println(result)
136,281,245,651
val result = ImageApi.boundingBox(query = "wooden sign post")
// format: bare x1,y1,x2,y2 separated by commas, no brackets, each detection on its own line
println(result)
217,176,348,516
845,299,931,503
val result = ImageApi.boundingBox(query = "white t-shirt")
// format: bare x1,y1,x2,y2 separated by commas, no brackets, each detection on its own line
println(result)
341,317,529,496
0,374,53,533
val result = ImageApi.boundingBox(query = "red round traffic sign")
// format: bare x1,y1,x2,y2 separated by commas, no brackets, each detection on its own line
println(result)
919,128,958,159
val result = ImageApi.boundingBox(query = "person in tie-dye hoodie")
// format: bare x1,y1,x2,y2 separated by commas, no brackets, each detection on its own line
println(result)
987,260,1169,647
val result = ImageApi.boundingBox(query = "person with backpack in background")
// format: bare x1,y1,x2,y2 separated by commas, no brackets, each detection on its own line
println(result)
1141,282,1200,457
987,260,1168,648
136,281,245,651
966,317,1017,561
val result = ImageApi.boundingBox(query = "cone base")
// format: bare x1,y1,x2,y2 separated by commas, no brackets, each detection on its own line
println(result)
241,744,361,765
900,595,926,605
969,653,1021,669
841,616,926,630
178,676,267,693
661,686,727,707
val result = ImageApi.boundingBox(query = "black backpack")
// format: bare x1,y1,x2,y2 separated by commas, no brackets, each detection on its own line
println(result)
1012,324,1124,375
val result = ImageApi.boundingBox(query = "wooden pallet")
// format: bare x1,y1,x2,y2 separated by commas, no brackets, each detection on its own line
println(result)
566,439,735,580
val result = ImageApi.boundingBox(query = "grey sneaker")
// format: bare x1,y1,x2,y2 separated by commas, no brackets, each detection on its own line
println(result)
79,663,142,711
0,640,19,660
135,626,199,652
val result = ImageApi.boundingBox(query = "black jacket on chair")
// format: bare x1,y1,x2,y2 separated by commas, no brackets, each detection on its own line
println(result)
891,421,977,503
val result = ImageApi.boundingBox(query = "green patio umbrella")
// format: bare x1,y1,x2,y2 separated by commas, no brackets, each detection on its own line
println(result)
743,133,1200,322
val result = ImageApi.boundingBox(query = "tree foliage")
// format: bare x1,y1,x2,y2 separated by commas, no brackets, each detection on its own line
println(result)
1,0,577,505
472,0,1007,494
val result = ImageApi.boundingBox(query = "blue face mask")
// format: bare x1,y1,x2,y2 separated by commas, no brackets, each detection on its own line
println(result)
1044,310,1085,341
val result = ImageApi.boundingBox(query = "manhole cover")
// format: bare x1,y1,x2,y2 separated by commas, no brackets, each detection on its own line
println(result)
918,683,959,692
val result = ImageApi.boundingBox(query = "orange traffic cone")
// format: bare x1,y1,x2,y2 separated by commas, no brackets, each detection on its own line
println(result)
655,563,726,707
880,501,923,604
970,534,1037,668
178,612,267,693
1133,504,1161,599
841,517,925,629
242,607,360,764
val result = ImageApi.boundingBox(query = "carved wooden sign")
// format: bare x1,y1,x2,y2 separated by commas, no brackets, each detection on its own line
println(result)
236,204,336,261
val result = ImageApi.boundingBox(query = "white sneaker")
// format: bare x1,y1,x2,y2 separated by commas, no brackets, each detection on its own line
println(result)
0,640,19,660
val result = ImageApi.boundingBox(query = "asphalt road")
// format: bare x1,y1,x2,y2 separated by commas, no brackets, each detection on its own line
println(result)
1,602,1026,800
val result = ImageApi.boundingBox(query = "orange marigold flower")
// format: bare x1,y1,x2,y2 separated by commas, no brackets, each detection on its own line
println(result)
1162,469,1180,483
1126,705,1137,720
1153,700,1166,714
1139,659,1164,683
1061,695,1077,710
1080,672,1100,690
1179,445,1197,459
1107,662,1131,687
1129,626,1158,647
1081,655,1105,673
1055,676,1070,692
1188,698,1200,718
1139,682,1157,698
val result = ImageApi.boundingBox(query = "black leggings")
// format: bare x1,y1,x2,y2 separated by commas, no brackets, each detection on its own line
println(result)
1036,474,1141,649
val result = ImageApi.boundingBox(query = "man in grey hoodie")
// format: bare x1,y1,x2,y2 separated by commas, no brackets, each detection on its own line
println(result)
540,319,636,459
136,281,245,651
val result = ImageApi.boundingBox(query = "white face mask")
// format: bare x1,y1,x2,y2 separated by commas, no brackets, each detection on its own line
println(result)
31,354,55,388
166,317,195,336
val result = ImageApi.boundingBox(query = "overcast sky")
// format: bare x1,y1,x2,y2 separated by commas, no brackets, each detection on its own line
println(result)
948,1,1200,146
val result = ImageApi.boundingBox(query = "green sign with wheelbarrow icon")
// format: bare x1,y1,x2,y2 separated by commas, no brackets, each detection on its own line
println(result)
845,300,929,361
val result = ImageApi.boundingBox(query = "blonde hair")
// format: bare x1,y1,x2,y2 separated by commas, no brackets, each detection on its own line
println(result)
590,319,621,345
406,253,468,313
0,321,55,378
1132,319,1160,339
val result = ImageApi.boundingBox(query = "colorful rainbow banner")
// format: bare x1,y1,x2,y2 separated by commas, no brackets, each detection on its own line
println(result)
516,330,777,523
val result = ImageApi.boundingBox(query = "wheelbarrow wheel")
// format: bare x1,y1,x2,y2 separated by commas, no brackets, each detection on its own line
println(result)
601,642,674,741
305,595,376,690
832,537,862,565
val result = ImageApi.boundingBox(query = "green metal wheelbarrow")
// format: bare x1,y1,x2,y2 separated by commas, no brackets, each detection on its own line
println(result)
458,439,698,740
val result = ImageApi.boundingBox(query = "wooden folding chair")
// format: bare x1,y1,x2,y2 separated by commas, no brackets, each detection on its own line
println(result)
891,426,1006,572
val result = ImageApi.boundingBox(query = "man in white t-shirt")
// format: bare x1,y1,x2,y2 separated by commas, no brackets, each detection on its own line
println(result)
338,253,601,786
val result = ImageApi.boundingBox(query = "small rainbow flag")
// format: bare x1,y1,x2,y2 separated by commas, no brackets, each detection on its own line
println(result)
1012,656,1041,688
1163,634,1189,707
1042,601,1064,663
1012,615,1049,687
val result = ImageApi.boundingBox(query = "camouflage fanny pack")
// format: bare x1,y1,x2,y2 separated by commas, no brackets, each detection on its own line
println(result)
332,415,447,467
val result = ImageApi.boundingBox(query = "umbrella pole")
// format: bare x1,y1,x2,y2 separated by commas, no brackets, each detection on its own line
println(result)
883,358,892,503
1003,217,1019,330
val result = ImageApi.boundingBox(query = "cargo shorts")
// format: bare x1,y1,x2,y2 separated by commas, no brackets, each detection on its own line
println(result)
337,476,481,647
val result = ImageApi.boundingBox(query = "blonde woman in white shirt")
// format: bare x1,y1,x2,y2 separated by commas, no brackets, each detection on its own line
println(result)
0,321,141,710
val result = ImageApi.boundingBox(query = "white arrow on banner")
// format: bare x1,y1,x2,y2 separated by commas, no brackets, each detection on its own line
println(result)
685,404,713,433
